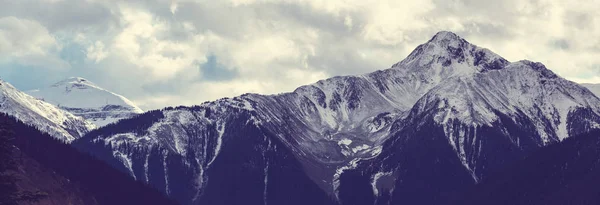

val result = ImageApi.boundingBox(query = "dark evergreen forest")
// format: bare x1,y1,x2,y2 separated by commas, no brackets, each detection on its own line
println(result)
0,113,178,205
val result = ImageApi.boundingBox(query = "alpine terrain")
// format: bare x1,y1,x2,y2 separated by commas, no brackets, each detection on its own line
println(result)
74,31,600,205
0,79,95,142
28,77,144,127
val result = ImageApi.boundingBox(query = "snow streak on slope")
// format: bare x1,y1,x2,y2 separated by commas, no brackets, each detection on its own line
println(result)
0,79,95,141
95,99,252,195
28,77,143,127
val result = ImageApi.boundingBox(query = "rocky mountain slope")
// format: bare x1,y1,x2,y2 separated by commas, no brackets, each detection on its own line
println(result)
0,79,95,142
75,31,600,205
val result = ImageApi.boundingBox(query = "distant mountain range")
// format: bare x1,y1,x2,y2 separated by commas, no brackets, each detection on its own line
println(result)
2,31,600,205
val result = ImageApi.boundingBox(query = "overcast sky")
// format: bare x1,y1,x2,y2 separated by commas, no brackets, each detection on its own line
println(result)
0,0,599,110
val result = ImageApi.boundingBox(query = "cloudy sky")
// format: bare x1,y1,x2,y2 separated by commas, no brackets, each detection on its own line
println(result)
0,0,599,110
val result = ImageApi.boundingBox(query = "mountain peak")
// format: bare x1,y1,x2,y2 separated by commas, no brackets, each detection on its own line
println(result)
29,78,143,127
0,79,95,141
69,77,89,83
392,31,509,73
68,76,87,82
52,77,96,88
429,31,462,43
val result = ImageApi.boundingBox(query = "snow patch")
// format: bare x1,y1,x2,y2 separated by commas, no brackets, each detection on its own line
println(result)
338,139,352,146
352,144,371,153
371,171,393,196
333,158,360,199
207,122,226,167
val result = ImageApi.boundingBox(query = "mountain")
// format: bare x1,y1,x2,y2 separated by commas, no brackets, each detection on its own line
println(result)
455,129,600,205
0,79,95,142
338,32,600,205
74,107,336,205
74,31,600,205
28,77,143,127
8,146,99,205
0,113,177,205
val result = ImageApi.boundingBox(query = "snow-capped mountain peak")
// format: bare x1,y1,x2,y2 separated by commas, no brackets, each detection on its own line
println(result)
430,30,460,41
51,77,101,92
0,79,95,141
28,77,143,127
393,31,509,76
52,77,89,86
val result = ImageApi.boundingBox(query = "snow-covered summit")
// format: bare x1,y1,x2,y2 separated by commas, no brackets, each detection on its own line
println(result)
393,31,509,74
0,79,95,141
28,77,143,127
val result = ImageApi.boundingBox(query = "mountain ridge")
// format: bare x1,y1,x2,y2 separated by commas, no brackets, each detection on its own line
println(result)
0,79,95,142
75,31,600,205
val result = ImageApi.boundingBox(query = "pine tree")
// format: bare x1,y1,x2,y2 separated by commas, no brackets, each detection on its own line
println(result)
0,118,46,204
0,118,19,205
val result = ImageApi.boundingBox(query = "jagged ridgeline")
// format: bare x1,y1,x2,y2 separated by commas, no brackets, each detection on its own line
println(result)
75,31,600,205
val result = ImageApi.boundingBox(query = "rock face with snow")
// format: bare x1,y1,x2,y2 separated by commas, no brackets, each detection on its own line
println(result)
74,106,336,205
339,32,600,205
74,31,600,205
0,79,95,142
28,77,144,127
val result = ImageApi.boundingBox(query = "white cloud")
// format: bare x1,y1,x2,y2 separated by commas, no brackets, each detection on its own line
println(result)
111,7,203,80
86,41,108,63
0,16,69,70
2,0,600,109
0,16,58,56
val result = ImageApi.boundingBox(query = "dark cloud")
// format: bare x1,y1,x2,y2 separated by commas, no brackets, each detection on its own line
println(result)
59,41,87,66
549,39,571,50
0,0,118,32
199,55,238,81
